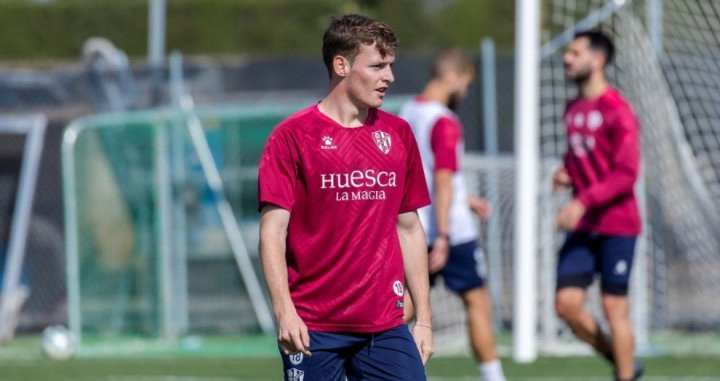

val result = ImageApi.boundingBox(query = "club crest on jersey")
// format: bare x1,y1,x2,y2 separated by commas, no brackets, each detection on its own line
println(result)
287,368,304,381
372,131,392,154
587,110,603,130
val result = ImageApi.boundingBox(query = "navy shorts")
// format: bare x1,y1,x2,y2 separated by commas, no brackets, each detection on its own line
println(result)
556,232,637,295
280,324,426,381
430,240,486,294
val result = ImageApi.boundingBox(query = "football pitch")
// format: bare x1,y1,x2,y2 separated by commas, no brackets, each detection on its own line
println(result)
1,336,719,380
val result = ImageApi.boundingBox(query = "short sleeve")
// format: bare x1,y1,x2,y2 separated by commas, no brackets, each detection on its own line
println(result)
257,126,299,212
399,123,431,213
430,116,461,172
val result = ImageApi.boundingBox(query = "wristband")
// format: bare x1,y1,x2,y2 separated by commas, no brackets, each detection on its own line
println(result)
415,323,433,330
436,233,450,241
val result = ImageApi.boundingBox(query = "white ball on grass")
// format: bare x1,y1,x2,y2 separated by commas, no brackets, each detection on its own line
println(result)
41,325,76,361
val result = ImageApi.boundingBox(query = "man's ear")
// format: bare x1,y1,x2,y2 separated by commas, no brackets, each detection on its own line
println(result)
333,55,350,77
592,52,606,71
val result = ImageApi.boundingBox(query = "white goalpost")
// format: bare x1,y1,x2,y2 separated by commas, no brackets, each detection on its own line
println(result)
513,0,540,363
0,114,47,343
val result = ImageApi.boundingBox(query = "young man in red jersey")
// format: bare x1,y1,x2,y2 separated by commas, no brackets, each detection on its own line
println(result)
554,30,644,381
258,14,433,381
399,50,506,381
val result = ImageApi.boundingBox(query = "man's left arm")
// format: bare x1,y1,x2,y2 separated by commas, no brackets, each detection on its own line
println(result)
397,211,434,364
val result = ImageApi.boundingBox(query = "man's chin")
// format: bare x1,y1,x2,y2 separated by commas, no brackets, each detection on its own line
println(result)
368,98,384,109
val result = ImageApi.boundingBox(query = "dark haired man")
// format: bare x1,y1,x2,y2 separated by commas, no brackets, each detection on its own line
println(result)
554,30,644,381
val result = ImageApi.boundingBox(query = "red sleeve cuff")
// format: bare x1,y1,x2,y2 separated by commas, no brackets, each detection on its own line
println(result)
258,198,293,213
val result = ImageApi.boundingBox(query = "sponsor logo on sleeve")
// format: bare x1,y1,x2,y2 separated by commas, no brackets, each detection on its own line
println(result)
393,280,404,296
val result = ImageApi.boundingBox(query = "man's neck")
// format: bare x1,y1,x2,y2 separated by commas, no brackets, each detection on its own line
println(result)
319,83,369,128
578,73,609,100
420,80,450,106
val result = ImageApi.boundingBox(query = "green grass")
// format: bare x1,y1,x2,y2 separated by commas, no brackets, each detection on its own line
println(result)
1,335,719,380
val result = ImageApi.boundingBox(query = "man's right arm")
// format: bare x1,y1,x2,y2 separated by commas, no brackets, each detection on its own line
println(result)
430,169,452,273
259,205,311,356
428,116,461,272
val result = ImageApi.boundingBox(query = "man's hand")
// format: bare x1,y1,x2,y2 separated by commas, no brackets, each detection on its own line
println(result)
411,324,434,365
428,237,449,274
468,196,491,220
276,308,312,357
553,166,572,191
556,199,586,231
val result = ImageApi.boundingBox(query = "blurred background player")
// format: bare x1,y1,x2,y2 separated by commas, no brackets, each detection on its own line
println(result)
399,49,506,381
553,30,643,381
258,14,434,381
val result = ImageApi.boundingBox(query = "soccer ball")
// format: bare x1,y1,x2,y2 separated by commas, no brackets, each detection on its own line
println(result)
41,325,76,361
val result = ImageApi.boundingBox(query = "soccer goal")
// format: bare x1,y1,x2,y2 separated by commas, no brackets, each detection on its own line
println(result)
431,0,720,359
0,114,47,343
62,107,282,353
60,95,412,355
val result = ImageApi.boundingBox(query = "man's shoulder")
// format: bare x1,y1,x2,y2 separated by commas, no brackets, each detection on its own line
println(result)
599,87,633,112
375,108,412,131
566,97,580,110
402,98,452,117
277,105,317,128
270,105,320,140
598,88,639,128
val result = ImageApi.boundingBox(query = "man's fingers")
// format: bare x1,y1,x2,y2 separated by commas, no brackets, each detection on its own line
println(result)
428,251,447,273
415,343,427,365
419,342,434,364
300,326,312,356
278,334,295,355
290,329,308,356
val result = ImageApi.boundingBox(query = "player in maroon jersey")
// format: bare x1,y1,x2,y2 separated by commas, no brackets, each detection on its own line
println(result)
554,30,644,381
258,14,433,380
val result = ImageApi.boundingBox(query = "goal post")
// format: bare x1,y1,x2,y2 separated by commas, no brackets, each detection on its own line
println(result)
513,0,540,363
0,114,47,343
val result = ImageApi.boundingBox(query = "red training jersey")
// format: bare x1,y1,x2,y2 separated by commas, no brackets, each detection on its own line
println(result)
257,104,431,332
564,87,642,235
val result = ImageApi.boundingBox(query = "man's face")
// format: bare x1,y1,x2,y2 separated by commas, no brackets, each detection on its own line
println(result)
563,37,600,82
344,43,395,109
447,71,474,112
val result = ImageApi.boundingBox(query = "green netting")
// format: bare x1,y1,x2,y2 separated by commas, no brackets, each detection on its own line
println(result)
62,98,409,354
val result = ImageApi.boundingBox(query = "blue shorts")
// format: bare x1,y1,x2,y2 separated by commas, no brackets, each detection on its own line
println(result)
430,240,486,294
556,232,637,295
280,324,426,381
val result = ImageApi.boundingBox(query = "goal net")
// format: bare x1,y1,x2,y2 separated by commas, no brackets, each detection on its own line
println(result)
61,97,412,354
431,0,720,356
